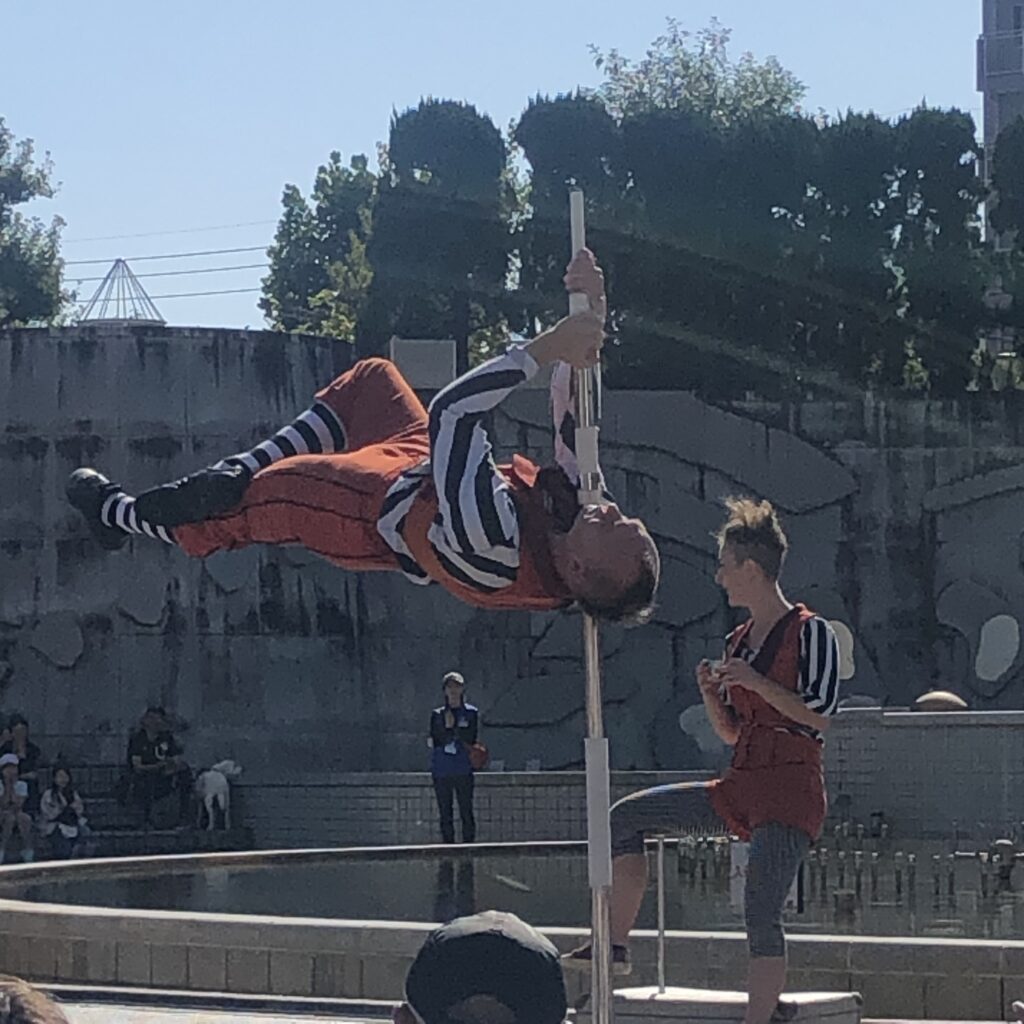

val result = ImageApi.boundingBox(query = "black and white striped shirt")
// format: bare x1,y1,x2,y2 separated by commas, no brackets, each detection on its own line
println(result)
732,615,841,742
377,347,584,592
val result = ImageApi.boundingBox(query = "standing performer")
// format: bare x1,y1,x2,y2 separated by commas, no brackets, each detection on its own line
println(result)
564,498,841,1024
67,251,658,624
430,671,479,845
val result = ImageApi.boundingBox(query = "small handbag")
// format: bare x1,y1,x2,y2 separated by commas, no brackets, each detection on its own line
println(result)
467,742,490,771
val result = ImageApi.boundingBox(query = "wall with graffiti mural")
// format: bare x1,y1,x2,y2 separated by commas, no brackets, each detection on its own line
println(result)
2,325,1023,775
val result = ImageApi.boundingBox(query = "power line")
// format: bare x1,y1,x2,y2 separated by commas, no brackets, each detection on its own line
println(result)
69,263,269,283
63,219,277,244
65,245,268,267
146,287,262,300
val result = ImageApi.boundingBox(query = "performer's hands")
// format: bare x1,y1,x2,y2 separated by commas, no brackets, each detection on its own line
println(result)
696,659,720,696
565,249,607,322
717,657,766,696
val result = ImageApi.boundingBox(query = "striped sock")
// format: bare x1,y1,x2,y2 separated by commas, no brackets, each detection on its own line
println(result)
213,401,346,476
101,492,175,544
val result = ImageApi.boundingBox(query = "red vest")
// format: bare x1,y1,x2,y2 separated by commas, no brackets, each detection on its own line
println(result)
707,604,828,842
402,455,573,612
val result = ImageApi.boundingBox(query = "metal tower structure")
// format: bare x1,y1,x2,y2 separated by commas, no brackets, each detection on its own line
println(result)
77,259,166,325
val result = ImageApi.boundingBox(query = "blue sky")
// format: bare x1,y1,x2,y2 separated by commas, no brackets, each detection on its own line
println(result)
2,0,983,329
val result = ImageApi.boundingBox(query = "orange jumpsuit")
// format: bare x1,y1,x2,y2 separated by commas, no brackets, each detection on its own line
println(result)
175,355,574,611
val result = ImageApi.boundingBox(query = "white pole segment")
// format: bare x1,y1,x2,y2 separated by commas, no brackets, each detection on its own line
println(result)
569,187,613,1024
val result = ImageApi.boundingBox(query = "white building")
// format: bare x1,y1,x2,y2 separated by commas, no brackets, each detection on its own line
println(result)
977,0,1024,165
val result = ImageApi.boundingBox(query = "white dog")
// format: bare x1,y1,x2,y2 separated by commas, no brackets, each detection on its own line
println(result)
194,759,242,831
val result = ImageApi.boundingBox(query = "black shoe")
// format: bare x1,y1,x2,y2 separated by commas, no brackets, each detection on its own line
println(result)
561,942,632,976
133,464,250,528
66,468,129,551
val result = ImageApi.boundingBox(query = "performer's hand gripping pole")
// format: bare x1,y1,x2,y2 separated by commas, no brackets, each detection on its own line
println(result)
569,188,614,1024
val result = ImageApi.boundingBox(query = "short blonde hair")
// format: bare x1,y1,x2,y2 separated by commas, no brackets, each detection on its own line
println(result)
0,976,70,1024
715,497,788,580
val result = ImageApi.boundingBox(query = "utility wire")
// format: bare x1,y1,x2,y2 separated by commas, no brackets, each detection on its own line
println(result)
145,287,262,300
65,245,268,266
69,263,268,283
63,220,276,244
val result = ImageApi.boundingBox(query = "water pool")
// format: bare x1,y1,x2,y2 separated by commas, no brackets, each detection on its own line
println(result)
2,840,1022,939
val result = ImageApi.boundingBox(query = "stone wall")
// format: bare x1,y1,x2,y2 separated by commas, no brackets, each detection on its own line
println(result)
235,770,707,848
4,325,1024,780
237,705,1024,848
825,709,1024,838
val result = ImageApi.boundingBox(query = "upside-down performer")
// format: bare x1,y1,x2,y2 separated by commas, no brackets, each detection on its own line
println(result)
67,251,659,624
564,498,840,1024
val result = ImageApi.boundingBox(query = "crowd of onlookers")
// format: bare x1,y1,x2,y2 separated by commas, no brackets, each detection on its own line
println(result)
0,705,195,865
0,714,82,865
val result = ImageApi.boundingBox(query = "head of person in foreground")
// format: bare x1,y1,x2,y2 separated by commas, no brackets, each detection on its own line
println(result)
0,976,70,1024
393,910,568,1024
713,496,788,607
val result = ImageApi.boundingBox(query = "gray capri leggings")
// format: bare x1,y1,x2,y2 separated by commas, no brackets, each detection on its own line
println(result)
610,782,810,958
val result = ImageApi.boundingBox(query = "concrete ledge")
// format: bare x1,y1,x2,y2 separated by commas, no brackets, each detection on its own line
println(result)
602,987,861,1024
835,707,1024,726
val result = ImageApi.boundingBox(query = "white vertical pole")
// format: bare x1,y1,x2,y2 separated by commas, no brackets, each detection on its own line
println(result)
569,187,613,1024
656,835,667,993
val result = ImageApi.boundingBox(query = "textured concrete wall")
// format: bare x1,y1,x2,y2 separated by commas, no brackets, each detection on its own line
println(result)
235,770,707,848
3,325,1024,779
825,709,1024,838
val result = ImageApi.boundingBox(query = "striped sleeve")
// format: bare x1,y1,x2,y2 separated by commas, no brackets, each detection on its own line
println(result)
798,617,841,715
550,361,580,483
550,361,612,498
426,346,538,592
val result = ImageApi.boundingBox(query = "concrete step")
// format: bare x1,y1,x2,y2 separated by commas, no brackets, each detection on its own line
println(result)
581,987,862,1024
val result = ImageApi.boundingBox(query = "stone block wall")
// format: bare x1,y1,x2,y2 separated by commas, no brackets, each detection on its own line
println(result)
825,708,1024,838
235,770,707,848
4,325,1024,785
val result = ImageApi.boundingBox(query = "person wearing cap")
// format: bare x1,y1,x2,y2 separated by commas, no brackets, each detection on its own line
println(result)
430,672,479,845
0,752,35,864
0,715,45,816
394,910,568,1024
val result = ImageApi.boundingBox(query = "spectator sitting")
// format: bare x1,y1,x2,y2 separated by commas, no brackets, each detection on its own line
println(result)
39,766,88,860
0,974,71,1023
125,707,192,828
0,753,34,864
393,910,567,1024
0,715,44,815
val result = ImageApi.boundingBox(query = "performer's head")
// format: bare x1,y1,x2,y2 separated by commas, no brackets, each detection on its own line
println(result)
714,496,788,607
0,975,71,1024
442,672,466,707
555,503,659,626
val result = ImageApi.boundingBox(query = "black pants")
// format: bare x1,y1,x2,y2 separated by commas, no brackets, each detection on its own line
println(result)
432,774,475,844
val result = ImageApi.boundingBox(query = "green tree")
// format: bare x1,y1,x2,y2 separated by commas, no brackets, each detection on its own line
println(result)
0,118,65,327
590,17,805,124
512,93,627,331
358,99,510,372
260,151,375,338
